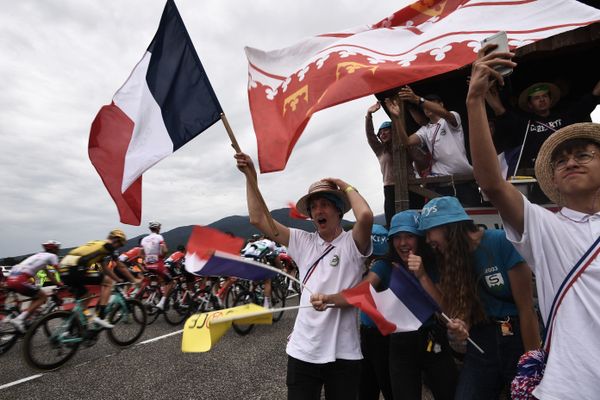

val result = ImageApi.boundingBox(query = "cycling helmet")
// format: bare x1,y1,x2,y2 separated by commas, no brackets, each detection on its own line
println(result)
109,229,127,242
42,240,61,251
177,245,185,252
251,234,261,241
148,221,161,230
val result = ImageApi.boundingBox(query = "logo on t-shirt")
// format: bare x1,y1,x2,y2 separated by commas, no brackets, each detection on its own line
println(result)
330,255,339,267
485,272,505,289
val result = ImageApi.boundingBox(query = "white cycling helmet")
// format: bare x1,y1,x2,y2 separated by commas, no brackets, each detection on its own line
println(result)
149,221,162,230
42,240,61,251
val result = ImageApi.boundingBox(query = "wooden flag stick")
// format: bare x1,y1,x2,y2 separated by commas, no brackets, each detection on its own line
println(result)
220,113,279,236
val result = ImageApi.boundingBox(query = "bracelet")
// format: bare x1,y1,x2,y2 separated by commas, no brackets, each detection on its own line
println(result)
344,186,357,194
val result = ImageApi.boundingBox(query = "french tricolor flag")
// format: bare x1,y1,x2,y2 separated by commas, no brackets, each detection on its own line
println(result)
184,226,280,281
89,0,222,225
342,265,439,335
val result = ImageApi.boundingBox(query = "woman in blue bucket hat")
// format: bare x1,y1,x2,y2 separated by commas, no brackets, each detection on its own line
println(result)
385,211,457,400
418,196,540,399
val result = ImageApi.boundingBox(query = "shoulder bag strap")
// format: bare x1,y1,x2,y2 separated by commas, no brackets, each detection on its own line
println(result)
302,244,335,286
543,235,600,352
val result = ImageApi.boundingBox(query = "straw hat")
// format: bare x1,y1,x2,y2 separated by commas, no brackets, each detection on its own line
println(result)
518,82,561,112
296,180,350,218
534,123,600,205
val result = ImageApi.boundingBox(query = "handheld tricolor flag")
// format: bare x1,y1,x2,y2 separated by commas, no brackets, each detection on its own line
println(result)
89,0,222,225
342,265,439,335
184,226,279,281
246,0,600,172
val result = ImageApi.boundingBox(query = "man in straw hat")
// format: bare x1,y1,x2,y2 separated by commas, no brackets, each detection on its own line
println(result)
235,152,373,400
485,71,599,172
466,44,600,400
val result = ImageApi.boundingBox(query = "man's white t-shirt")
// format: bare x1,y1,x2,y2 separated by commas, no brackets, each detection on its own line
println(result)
415,111,473,176
11,252,59,276
503,196,600,400
286,228,370,364
141,233,165,264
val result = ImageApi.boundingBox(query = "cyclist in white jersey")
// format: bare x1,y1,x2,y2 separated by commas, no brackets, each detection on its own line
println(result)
241,235,278,308
6,240,63,332
140,221,171,310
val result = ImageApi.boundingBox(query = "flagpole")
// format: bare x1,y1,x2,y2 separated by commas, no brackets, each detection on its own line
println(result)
220,113,279,236
440,312,485,354
210,304,336,325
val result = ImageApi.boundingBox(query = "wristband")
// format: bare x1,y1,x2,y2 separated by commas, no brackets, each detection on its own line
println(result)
344,186,357,194
418,97,425,110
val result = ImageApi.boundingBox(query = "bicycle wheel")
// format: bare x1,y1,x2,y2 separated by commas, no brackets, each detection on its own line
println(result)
0,309,19,356
163,287,190,325
140,286,161,325
22,310,82,370
106,299,147,346
232,291,257,336
271,282,287,323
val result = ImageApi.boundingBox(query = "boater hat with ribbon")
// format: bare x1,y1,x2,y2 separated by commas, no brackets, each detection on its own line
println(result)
296,180,351,218
518,82,561,112
534,122,600,205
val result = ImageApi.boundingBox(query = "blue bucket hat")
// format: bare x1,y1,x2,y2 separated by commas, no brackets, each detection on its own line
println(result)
418,196,472,231
378,121,392,131
371,224,389,256
388,210,423,237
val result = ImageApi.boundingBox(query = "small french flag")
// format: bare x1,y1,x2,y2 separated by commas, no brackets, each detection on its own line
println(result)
89,0,222,225
184,226,279,281
342,265,439,335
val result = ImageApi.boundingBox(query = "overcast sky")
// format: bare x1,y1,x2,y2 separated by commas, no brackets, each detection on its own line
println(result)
1,1,598,258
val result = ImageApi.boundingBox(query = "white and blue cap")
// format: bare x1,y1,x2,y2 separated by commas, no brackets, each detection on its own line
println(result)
418,196,472,231
371,224,389,256
388,210,423,237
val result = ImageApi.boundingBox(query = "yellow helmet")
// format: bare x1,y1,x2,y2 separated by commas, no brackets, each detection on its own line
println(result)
108,229,127,242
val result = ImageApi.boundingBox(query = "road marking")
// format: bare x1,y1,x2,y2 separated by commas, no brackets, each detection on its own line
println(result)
137,329,182,345
0,327,183,391
0,374,44,390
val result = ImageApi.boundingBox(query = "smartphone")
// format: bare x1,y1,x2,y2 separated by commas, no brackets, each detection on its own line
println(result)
481,31,512,76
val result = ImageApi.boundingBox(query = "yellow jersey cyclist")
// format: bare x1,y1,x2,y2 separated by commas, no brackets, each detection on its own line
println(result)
6,240,63,332
58,229,139,328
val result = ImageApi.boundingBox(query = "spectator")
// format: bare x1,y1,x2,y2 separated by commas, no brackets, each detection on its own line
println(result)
388,88,480,206
467,46,600,400
418,196,540,399
234,151,373,400
386,211,458,400
486,76,600,173
365,103,427,226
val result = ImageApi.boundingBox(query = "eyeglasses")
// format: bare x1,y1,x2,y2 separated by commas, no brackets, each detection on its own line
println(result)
552,151,596,171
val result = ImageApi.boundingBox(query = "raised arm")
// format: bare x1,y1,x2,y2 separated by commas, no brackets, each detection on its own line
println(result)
324,177,373,255
235,152,290,246
365,102,384,155
385,97,422,147
399,86,457,127
466,46,525,234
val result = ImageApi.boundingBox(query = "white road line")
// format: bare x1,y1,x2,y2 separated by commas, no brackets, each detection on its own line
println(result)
0,327,183,391
137,329,183,345
0,374,44,390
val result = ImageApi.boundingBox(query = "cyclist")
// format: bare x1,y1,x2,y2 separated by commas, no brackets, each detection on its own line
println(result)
140,221,172,311
165,245,186,275
118,238,146,277
241,235,278,308
6,240,63,332
59,229,130,328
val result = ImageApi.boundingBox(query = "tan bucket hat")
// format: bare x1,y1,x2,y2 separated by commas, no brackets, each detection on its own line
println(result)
296,180,351,218
518,82,561,112
534,122,600,205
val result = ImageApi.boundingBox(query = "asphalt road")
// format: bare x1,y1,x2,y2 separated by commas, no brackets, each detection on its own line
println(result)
0,297,299,400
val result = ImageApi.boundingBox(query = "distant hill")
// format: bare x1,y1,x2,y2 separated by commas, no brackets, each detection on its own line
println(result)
3,209,386,264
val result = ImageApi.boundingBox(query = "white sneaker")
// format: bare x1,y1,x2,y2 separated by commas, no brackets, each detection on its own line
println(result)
92,316,114,329
9,318,26,333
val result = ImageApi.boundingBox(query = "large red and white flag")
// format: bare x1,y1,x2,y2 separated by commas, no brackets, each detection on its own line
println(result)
245,0,600,172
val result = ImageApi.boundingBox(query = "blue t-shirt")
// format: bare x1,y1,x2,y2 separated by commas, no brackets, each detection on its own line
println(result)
473,229,524,318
